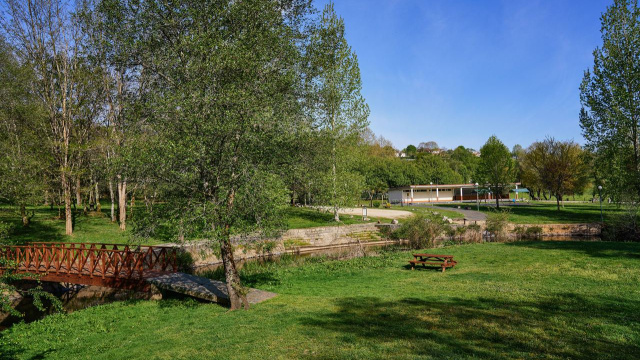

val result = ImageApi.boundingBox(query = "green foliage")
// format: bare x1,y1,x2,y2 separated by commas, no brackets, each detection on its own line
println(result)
521,138,590,210
601,204,640,242
580,0,640,202
0,220,12,240
372,200,381,208
485,209,510,241
393,213,450,249
477,136,515,208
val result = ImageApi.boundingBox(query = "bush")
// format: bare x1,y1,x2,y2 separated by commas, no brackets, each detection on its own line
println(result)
0,221,13,241
392,213,450,249
465,223,483,243
602,205,640,241
372,200,381,208
485,210,510,241
525,226,543,238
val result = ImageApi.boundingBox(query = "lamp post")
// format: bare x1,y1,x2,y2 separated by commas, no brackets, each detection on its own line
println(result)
598,185,603,223
475,183,479,211
429,182,433,203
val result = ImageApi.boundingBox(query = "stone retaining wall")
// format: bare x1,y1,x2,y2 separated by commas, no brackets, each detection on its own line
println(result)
174,222,601,267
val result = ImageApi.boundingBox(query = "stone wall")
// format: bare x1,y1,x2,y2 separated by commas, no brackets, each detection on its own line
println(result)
174,221,602,267
178,223,382,267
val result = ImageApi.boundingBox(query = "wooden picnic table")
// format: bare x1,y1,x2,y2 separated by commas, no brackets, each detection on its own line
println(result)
409,253,457,272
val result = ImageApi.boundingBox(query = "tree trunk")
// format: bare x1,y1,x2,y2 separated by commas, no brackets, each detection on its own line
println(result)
76,177,82,207
63,174,73,235
109,180,116,222
20,204,29,227
219,234,248,310
495,188,500,209
556,196,561,210
117,177,127,231
95,181,101,212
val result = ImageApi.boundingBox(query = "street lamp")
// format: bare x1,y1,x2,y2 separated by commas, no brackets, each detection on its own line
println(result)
598,185,603,223
475,183,479,211
429,182,433,203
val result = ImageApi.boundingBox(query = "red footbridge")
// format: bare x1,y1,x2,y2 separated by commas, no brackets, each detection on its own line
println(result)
0,242,178,290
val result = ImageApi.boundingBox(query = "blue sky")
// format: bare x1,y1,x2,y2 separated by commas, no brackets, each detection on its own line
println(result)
316,0,611,151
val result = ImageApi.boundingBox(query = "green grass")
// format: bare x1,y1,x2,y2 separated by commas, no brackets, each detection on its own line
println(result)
0,205,390,246
0,205,135,245
284,207,388,229
436,201,625,224
2,241,639,359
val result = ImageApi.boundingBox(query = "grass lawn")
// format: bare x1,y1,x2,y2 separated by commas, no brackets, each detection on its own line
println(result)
2,241,639,359
436,201,626,224
0,205,387,246
284,207,389,229
0,205,134,245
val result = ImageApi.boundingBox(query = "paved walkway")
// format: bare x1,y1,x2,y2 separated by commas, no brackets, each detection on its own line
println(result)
337,208,414,219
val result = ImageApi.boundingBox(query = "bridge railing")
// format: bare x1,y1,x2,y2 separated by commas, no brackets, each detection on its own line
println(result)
0,243,178,280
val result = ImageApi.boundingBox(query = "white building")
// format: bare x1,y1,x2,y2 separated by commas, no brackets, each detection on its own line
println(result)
388,184,514,204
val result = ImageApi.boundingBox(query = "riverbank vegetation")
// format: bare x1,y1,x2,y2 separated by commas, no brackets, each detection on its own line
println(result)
2,241,639,359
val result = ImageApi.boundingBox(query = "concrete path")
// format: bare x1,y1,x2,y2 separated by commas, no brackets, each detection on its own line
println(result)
147,272,277,306
337,208,414,219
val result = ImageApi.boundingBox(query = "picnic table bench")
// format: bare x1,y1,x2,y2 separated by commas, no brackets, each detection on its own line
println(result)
409,253,457,272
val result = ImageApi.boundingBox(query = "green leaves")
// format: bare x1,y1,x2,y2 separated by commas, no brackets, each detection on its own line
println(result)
580,0,640,202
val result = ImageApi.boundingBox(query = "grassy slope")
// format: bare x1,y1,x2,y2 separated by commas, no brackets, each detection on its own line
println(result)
2,241,639,359
0,206,388,245
283,207,389,229
436,201,625,224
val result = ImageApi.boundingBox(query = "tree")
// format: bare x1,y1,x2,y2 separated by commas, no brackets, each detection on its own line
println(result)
306,2,369,221
418,141,439,153
522,139,589,210
0,38,49,226
580,0,640,202
404,144,417,158
2,0,88,235
108,0,312,310
477,136,514,209
450,146,479,183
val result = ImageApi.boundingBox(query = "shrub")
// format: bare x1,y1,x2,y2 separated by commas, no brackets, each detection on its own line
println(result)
465,223,483,243
372,200,381,208
0,221,13,241
525,226,543,238
393,213,450,249
602,205,640,241
485,210,510,241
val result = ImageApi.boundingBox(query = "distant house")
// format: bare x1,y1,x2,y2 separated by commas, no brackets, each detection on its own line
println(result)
388,183,515,204
396,151,406,158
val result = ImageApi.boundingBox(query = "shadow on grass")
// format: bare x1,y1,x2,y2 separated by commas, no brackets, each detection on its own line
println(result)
300,293,640,359
505,240,640,260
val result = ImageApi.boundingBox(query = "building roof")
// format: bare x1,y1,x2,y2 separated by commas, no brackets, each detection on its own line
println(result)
389,183,522,191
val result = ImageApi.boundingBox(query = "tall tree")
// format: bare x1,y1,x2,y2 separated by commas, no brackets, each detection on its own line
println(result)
108,0,312,309
2,0,87,235
522,139,589,210
477,136,514,209
580,0,640,202
306,2,369,221
0,38,49,227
